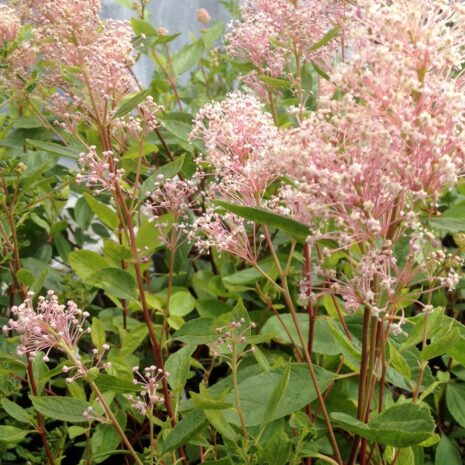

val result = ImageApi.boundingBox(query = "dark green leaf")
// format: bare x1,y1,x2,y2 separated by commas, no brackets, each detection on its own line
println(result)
84,193,119,230
94,374,141,394
435,435,461,465
331,403,435,448
26,140,80,159
446,383,465,427
1,399,34,425
114,89,150,118
166,345,195,393
172,318,217,345
172,41,205,75
260,361,291,432
32,396,90,423
0,426,29,444
90,268,137,300
310,27,339,51
161,409,208,453
215,201,310,242
139,154,185,200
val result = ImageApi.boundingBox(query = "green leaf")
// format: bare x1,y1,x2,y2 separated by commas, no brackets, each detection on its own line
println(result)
421,327,460,361
120,325,149,355
215,201,310,242
261,314,342,355
91,318,106,350
74,196,93,230
130,18,157,36
165,345,195,393
94,374,141,394
169,291,196,318
259,75,291,89
90,268,137,300
172,40,205,75
172,318,217,345
224,364,335,427
446,383,465,427
32,396,90,423
139,154,185,201
1,399,34,425
161,409,208,453
136,213,174,254
388,341,411,380
102,240,132,261
204,409,238,441
114,89,150,118
190,392,233,410
311,61,330,80
260,361,291,432
400,309,443,352
223,258,276,287
331,403,435,448
0,425,29,444
435,435,461,465
69,250,110,281
162,120,193,145
262,430,292,465
16,268,35,287
68,425,88,439
428,217,465,233
201,21,224,48
91,411,126,463
196,299,232,318
310,26,339,51
84,193,119,230
26,139,80,159
252,345,271,372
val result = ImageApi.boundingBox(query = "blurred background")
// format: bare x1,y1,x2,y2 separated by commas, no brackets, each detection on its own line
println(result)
101,0,231,85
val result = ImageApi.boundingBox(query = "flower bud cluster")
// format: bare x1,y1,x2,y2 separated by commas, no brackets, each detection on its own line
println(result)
128,365,169,416
3,290,90,360
210,318,257,357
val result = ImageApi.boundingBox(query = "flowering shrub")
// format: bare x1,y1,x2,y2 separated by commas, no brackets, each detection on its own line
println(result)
1,0,465,464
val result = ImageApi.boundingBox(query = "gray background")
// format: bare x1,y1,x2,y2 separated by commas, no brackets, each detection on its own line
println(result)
101,0,230,85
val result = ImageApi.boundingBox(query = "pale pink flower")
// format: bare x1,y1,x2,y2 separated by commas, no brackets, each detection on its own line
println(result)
189,210,261,264
128,366,168,416
210,318,256,357
0,5,21,45
3,291,91,360
144,175,198,250
226,0,344,94
76,146,125,194
145,176,197,220
18,0,136,126
192,92,281,204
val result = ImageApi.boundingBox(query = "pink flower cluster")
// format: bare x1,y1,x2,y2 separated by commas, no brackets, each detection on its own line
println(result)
279,0,465,242
128,365,169,415
3,290,90,360
76,146,125,194
192,92,280,204
190,92,281,260
193,0,465,330
19,0,136,125
0,5,21,45
226,0,343,97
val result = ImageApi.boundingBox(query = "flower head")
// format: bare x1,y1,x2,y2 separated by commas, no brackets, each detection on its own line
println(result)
0,5,21,45
196,8,211,24
3,291,90,359
128,366,169,415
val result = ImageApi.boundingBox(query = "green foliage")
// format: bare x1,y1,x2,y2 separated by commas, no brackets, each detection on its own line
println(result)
0,2,465,465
